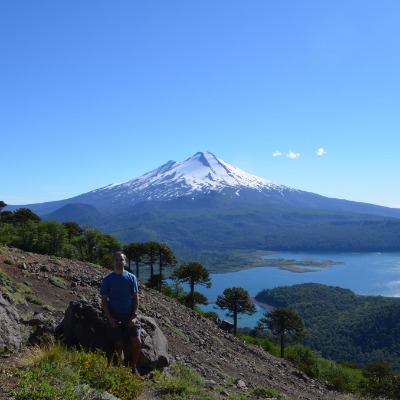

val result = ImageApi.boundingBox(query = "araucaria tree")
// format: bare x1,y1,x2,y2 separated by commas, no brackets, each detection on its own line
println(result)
216,287,256,336
123,242,147,277
173,262,211,309
258,307,304,358
0,201,7,225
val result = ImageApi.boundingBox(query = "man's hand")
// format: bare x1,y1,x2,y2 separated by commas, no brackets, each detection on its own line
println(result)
108,318,119,329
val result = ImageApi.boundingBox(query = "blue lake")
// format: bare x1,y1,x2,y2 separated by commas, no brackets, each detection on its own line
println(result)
195,252,400,328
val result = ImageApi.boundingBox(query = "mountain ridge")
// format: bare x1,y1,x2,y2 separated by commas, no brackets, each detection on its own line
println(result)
6,151,400,218
4,152,400,260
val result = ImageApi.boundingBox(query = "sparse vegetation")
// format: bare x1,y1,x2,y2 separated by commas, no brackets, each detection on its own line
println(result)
13,341,143,400
0,267,13,286
48,275,68,289
48,256,65,266
157,363,213,399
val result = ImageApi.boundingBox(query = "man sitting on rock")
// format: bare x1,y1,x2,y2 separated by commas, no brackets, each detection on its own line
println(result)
100,251,141,374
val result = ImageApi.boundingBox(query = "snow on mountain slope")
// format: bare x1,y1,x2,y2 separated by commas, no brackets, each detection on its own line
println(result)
7,151,400,220
89,151,296,205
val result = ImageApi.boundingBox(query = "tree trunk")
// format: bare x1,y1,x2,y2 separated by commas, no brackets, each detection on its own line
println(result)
280,332,285,358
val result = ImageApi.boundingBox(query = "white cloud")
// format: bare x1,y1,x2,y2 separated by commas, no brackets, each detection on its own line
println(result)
272,151,283,157
316,147,327,156
286,150,300,159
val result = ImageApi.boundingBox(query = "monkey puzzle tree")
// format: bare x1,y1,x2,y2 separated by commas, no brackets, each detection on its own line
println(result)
216,287,256,336
62,221,83,241
142,241,159,283
143,242,177,290
257,307,304,358
0,201,7,225
156,243,177,288
172,261,211,309
123,242,147,277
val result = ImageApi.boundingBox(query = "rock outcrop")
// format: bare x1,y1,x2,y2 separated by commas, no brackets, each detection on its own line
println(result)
57,300,169,370
0,293,22,353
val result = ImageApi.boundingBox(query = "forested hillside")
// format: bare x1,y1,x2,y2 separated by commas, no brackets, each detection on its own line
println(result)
100,202,400,259
255,283,400,371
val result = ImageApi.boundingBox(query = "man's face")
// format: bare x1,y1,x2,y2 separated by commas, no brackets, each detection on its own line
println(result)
113,255,126,270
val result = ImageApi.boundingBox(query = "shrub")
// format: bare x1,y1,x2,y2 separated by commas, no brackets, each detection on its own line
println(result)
48,256,65,266
240,335,278,356
0,268,13,286
285,345,319,378
159,363,213,399
14,342,143,400
48,276,67,289
251,387,280,398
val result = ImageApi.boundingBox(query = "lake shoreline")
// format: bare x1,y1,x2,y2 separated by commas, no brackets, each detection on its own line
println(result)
209,250,345,274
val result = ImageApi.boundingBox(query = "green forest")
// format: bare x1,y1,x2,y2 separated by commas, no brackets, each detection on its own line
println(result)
255,283,400,371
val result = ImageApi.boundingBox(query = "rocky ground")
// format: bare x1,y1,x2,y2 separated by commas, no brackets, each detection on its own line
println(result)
0,247,351,400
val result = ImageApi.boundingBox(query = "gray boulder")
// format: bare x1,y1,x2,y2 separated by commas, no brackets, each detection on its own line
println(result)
139,316,169,368
57,300,110,352
58,300,169,369
0,293,22,353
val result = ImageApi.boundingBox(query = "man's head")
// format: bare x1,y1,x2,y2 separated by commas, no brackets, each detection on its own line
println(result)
113,251,127,272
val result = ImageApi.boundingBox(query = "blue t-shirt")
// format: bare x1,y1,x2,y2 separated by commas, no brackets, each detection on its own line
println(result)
100,270,138,316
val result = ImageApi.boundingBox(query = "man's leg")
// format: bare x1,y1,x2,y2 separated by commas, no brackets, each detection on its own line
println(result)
130,336,141,371
114,338,125,365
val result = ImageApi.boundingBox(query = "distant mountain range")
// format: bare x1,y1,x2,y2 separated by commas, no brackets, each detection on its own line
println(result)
7,152,400,259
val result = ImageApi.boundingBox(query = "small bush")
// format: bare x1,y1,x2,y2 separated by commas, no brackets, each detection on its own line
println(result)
42,304,56,312
14,342,143,400
285,345,319,378
48,276,67,289
48,256,65,266
40,264,52,272
5,258,15,265
25,294,45,305
0,268,13,286
251,387,280,398
160,363,213,399
16,282,32,295
202,311,219,321
240,335,278,356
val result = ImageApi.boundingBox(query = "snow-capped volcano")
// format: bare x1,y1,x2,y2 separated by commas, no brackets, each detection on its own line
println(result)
9,151,400,221
89,151,295,206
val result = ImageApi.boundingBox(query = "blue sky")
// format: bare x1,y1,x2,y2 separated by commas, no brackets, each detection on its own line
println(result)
1,1,399,208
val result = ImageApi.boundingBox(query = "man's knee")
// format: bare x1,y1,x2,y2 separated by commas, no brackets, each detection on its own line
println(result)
131,336,141,347
114,339,124,351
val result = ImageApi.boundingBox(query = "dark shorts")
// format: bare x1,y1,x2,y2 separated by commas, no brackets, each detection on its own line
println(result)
107,314,141,342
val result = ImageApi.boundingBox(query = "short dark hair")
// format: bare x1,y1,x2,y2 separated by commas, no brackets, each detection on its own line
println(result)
113,251,126,261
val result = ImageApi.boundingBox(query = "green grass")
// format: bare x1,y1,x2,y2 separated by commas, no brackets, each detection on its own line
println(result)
48,256,65,266
162,317,189,341
13,341,143,400
157,363,214,400
48,275,68,289
240,336,366,396
223,387,284,400
286,344,364,393
0,267,13,286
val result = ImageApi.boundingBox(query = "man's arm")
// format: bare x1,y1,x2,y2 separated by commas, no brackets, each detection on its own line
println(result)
132,291,139,317
101,294,118,328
